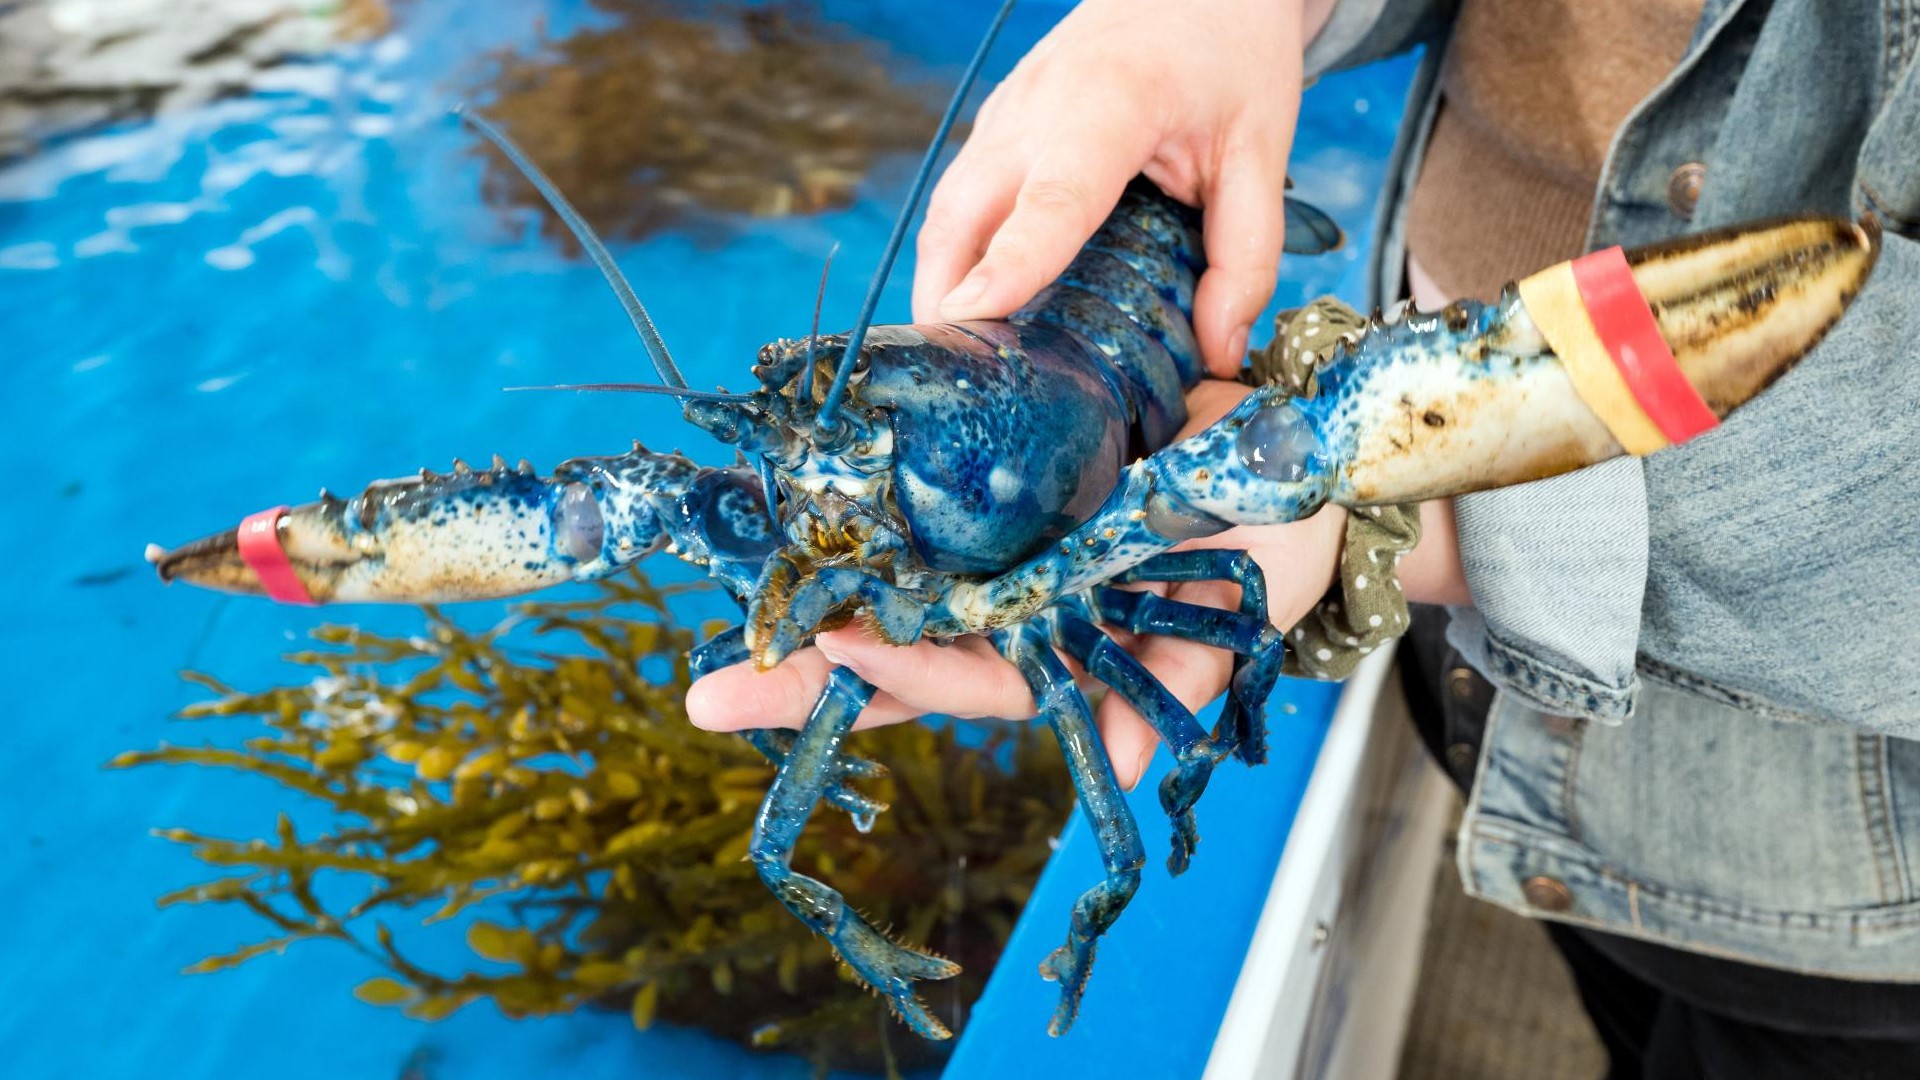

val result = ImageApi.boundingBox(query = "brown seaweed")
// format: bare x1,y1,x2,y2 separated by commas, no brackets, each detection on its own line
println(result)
115,571,1071,1075
472,0,961,246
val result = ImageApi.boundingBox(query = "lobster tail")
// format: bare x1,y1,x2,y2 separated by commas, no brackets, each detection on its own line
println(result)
1011,183,1208,451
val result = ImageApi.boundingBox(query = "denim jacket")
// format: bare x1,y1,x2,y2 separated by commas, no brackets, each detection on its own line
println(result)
1308,0,1920,978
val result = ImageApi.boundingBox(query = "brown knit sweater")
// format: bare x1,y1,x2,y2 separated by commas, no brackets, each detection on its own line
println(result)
1404,0,1704,301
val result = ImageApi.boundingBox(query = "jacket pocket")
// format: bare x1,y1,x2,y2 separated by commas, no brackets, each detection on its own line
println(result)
1565,681,1912,913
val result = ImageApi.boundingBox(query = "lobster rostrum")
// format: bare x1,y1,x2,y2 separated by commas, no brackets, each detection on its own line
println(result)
146,0,1882,1041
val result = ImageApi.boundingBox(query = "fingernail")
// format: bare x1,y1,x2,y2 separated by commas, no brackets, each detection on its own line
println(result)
941,269,990,313
684,681,724,730
816,637,860,673
1227,323,1251,366
1125,745,1157,792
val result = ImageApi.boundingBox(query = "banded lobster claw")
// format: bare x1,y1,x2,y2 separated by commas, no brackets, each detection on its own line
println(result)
1328,214,1884,505
145,464,602,605
943,214,1884,623
144,450,778,605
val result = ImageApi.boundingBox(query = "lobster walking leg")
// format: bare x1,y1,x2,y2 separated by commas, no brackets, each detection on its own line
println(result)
746,665,961,1038
1049,610,1222,876
996,623,1147,1037
691,626,889,823
1091,585,1285,765
1114,550,1288,766
743,729,889,826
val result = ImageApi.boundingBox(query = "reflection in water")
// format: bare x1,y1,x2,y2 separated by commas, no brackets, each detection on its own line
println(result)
0,0,390,161
475,0,958,245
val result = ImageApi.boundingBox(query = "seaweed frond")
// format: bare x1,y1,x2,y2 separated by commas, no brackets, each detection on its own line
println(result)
118,570,1072,1074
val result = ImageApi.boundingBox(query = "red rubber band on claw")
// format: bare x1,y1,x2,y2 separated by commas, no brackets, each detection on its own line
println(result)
1569,246,1720,444
238,507,316,605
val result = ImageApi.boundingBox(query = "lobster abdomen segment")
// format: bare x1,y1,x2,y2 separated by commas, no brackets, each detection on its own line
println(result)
1013,183,1206,451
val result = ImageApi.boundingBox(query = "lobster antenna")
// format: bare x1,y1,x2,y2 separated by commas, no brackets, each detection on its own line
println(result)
455,105,690,390
796,242,840,402
506,383,756,403
815,0,1018,426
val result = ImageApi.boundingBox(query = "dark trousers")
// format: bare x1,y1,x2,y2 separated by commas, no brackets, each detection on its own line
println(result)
1543,922,1920,1080
1400,606,1920,1080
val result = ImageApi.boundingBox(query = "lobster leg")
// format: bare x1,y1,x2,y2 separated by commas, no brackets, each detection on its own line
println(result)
747,664,962,1038
1049,610,1223,877
1113,549,1288,767
692,626,890,825
996,622,1147,1037
1092,586,1285,767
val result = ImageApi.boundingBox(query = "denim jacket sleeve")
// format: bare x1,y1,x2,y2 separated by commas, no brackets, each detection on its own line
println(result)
1626,224,1920,734
1311,0,1920,728
1444,461,1648,723
1447,3,1920,728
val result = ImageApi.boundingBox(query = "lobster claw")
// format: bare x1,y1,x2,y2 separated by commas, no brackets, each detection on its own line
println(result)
937,214,1883,632
147,497,368,604
1330,214,1883,504
146,460,644,604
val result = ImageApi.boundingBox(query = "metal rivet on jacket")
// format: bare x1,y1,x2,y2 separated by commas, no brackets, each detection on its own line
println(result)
1522,876,1575,913
1668,162,1707,219
1446,741,1478,774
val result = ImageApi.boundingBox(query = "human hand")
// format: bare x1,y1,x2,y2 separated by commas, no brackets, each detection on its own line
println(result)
911,0,1333,378
685,378,1349,791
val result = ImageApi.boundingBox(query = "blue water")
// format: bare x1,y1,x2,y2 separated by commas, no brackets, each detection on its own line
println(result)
0,0,1412,1075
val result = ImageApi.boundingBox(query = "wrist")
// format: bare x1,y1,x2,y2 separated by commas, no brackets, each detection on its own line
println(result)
1401,498,1471,606
1275,501,1350,630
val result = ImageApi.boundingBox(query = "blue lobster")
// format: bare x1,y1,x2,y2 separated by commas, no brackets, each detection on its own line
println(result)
147,0,1880,1039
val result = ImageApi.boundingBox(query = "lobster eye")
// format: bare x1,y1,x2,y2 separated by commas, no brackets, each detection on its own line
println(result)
1236,401,1326,483
553,483,605,562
